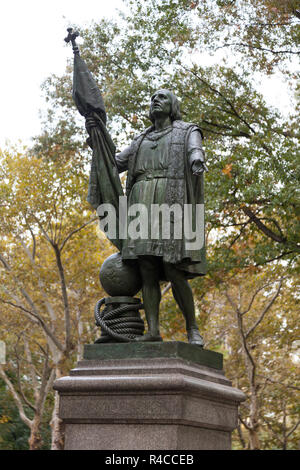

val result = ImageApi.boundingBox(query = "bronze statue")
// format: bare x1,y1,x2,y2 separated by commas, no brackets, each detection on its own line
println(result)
66,30,207,347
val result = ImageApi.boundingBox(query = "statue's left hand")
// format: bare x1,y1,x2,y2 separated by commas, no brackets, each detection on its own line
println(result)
192,160,208,175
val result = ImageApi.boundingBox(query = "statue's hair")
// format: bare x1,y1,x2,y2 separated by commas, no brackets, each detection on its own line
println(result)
149,89,182,123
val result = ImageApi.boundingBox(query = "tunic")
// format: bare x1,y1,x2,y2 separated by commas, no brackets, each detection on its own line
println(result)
115,123,206,276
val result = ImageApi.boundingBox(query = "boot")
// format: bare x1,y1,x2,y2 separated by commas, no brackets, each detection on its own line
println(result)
187,327,204,347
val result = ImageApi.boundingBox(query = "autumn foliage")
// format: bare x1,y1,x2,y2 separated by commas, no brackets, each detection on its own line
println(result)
0,0,299,450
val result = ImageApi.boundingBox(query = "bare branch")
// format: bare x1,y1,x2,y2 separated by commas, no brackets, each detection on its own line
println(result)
24,338,39,396
29,213,54,245
0,365,32,429
225,290,240,315
0,253,64,353
0,253,11,271
0,298,64,353
216,42,300,55
237,422,247,448
59,216,98,252
0,253,45,321
23,215,37,260
239,414,253,431
261,416,284,446
201,119,251,138
286,419,300,438
43,369,56,401
226,290,257,380
195,126,231,137
14,340,37,413
35,351,53,414
255,250,296,266
17,236,57,324
241,206,286,244
186,66,257,135
229,221,250,249
18,237,34,263
259,217,286,240
241,279,278,316
245,278,283,338
0,294,39,325
53,244,71,352
257,374,300,392
162,282,171,296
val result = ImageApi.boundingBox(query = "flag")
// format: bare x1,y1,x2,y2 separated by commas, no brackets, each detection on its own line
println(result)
72,53,124,250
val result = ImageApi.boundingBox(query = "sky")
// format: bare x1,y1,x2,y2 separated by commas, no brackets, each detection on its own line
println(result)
0,0,124,148
0,0,294,149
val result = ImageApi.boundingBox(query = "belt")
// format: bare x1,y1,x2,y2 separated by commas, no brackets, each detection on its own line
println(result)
135,170,168,182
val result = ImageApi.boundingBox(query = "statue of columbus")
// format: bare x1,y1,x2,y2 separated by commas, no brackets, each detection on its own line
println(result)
66,29,208,346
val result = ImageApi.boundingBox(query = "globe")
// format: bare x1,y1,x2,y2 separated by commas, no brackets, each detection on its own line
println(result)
99,253,142,297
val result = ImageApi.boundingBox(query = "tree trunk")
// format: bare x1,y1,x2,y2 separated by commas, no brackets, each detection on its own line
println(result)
236,311,261,450
50,366,65,450
28,415,42,450
50,390,64,450
237,423,246,449
246,379,261,449
249,426,260,450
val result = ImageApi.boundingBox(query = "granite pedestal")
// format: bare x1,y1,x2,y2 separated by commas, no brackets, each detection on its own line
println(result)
53,342,245,450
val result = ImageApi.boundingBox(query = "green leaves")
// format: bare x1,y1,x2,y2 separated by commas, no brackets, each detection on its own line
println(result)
5,0,295,449
31,0,299,273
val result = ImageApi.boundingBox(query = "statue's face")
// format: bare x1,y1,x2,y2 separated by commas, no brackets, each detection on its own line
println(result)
150,89,172,118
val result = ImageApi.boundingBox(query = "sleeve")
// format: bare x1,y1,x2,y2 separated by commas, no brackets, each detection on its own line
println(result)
115,145,132,173
187,128,208,175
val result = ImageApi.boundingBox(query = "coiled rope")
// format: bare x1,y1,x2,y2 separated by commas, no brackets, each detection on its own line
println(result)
94,298,144,342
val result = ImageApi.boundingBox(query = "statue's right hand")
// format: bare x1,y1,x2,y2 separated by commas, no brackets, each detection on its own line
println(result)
85,116,98,134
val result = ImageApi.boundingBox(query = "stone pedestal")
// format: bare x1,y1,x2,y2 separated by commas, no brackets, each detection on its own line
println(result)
53,342,245,450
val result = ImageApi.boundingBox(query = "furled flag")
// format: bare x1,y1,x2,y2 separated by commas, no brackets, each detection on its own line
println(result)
65,28,124,250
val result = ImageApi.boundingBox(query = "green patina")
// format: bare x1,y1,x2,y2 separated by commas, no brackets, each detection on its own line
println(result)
83,341,223,370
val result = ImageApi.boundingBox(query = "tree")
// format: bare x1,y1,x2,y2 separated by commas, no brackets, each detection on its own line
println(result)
0,331,54,450
0,376,31,450
37,0,299,272
1,0,299,449
200,263,300,450
31,0,299,448
0,146,114,448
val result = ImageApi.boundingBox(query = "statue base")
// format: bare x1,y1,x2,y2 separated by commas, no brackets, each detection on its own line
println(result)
53,342,245,450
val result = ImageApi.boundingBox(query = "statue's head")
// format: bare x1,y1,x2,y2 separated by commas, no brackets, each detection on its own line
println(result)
149,89,182,123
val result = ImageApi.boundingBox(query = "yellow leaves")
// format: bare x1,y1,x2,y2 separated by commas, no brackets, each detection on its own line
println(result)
0,415,10,424
222,163,233,178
